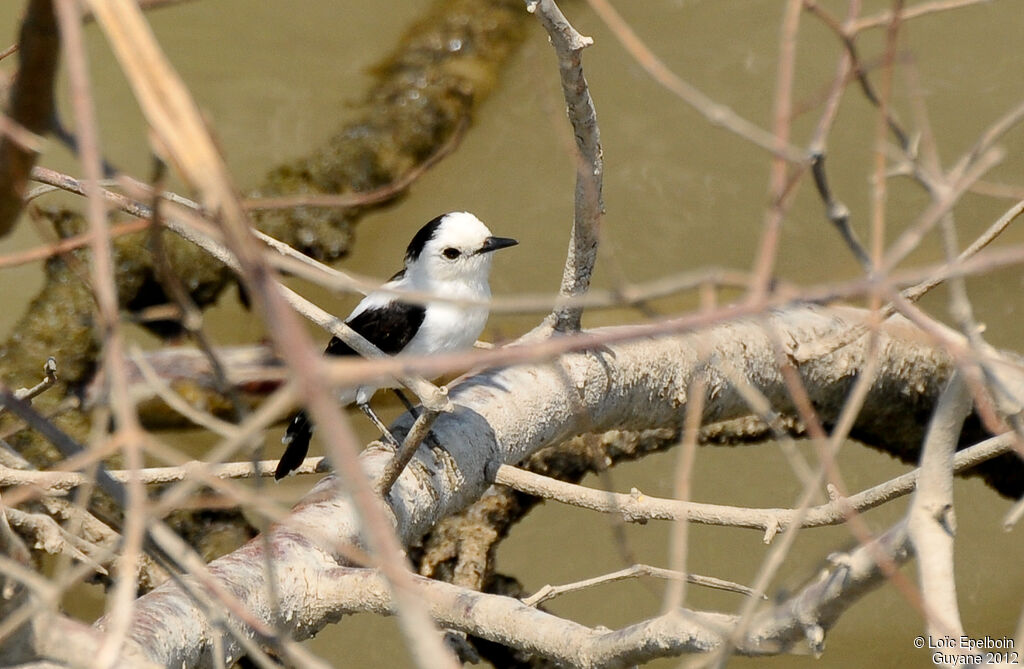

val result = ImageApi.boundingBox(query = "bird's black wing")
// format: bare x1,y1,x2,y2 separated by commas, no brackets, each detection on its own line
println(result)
324,300,426,356
275,300,426,480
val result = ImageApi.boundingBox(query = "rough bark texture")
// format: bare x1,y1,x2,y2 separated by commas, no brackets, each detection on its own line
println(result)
93,305,1024,666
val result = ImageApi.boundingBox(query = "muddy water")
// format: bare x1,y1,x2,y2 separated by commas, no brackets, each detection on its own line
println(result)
1,1,1022,667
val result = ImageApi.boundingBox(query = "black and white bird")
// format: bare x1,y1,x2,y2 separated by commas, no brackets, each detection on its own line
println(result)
275,211,518,480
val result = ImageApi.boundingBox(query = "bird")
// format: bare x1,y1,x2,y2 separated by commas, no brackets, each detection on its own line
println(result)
275,211,518,480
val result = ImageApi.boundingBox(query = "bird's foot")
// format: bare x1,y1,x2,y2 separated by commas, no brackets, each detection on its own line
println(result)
393,389,420,418
359,402,400,451
380,428,401,452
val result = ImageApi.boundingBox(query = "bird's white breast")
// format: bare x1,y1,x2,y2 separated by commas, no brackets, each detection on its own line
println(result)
404,299,488,356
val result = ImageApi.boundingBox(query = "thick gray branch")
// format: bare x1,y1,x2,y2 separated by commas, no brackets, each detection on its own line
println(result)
91,305,1023,666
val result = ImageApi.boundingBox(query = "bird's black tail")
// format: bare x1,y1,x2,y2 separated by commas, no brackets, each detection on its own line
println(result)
276,410,313,480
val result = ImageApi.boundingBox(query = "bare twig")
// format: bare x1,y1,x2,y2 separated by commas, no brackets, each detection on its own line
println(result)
0,112,46,153
849,0,991,33
129,346,238,437
748,0,803,301
529,0,604,333
3,506,107,573
0,491,33,594
493,430,1014,535
663,374,704,611
949,97,1024,186
1004,495,1024,530
794,194,1024,363
867,0,902,274
587,0,804,162
809,151,872,269
804,0,913,153
10,357,57,404
52,3,150,662
376,408,442,497
78,250,1024,438
521,564,761,608
0,457,328,491
0,209,149,269
742,518,915,656
901,197,1024,304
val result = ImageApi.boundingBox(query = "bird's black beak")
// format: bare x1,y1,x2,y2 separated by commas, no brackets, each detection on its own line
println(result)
478,236,518,254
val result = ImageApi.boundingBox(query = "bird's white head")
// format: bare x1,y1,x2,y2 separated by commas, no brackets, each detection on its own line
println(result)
403,212,518,289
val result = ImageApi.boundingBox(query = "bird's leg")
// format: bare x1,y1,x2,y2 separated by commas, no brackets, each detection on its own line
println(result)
393,389,420,418
358,402,400,450
425,429,444,452
392,389,442,449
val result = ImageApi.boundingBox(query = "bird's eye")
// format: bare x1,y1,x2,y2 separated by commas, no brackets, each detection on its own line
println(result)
442,247,461,260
